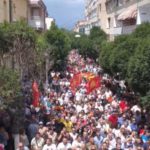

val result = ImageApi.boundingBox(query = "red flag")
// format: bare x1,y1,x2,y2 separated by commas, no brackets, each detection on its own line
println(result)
32,81,40,107
70,73,82,92
81,72,95,81
86,76,101,94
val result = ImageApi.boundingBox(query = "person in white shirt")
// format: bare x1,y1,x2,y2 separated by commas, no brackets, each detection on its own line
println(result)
69,128,78,140
42,138,57,150
31,132,44,150
72,135,84,149
57,137,72,150
16,142,29,150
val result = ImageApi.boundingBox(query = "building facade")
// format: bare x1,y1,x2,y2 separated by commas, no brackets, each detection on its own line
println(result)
83,0,150,39
28,0,47,30
85,0,101,30
0,0,48,31
0,0,13,23
73,19,90,35
105,0,150,40
45,17,55,30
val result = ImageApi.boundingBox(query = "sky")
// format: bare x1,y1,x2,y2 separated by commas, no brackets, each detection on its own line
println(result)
43,0,85,30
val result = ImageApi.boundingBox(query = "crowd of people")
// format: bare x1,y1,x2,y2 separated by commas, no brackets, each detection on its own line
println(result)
0,50,150,150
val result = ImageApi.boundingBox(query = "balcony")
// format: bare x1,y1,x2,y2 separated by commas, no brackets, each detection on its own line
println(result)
122,25,136,34
28,0,44,8
28,16,44,30
109,27,122,35
106,0,143,14
108,25,137,35
28,0,40,7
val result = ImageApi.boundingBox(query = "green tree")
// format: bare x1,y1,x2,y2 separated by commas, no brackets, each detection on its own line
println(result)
45,23,71,70
0,22,13,67
0,67,21,109
78,35,96,59
132,22,150,39
109,35,137,76
127,38,150,95
99,41,114,73
89,26,107,53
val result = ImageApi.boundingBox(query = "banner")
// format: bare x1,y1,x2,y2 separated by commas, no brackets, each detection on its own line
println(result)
70,73,82,92
86,76,101,94
32,81,40,107
81,72,95,81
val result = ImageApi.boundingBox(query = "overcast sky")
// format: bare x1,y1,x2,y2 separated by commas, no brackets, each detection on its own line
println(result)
43,0,85,29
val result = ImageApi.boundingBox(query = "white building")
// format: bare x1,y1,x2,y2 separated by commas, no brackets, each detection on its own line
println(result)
85,0,101,30
73,19,90,35
28,0,48,31
45,17,55,30
105,0,150,40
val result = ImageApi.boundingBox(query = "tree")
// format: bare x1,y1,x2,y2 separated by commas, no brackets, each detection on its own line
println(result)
0,67,21,109
78,35,96,59
127,38,150,95
89,27,107,54
89,26,107,41
99,41,114,73
10,21,37,78
132,22,150,39
109,35,137,76
45,23,71,70
0,22,13,67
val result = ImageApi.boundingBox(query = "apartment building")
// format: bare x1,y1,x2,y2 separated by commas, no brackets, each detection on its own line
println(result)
85,0,101,31
105,0,150,40
28,0,47,30
0,0,13,23
45,17,55,30
73,19,90,35
0,0,48,31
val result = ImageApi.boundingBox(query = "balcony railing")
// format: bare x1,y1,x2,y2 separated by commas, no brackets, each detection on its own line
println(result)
28,17,44,29
109,25,137,35
106,0,143,14
122,25,137,34
109,27,122,35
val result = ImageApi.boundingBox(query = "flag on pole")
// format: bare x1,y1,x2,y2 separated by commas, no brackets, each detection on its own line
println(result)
32,81,40,107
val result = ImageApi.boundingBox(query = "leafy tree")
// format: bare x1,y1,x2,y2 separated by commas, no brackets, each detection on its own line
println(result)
109,36,137,76
78,35,96,59
89,27,107,53
45,23,71,70
99,23,150,107
132,22,150,39
127,38,150,95
0,67,21,109
0,22,13,66
99,41,114,72
89,26,107,41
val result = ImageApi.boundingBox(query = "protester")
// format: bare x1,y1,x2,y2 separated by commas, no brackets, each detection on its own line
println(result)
1,50,150,150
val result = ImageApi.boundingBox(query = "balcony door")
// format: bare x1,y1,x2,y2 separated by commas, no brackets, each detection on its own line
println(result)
31,7,41,20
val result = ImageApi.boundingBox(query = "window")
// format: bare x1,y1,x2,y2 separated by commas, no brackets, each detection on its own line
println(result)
99,4,101,12
116,0,119,7
107,17,111,28
31,7,41,19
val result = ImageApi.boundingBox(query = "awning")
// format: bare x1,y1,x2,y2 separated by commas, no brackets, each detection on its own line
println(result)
117,6,137,20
